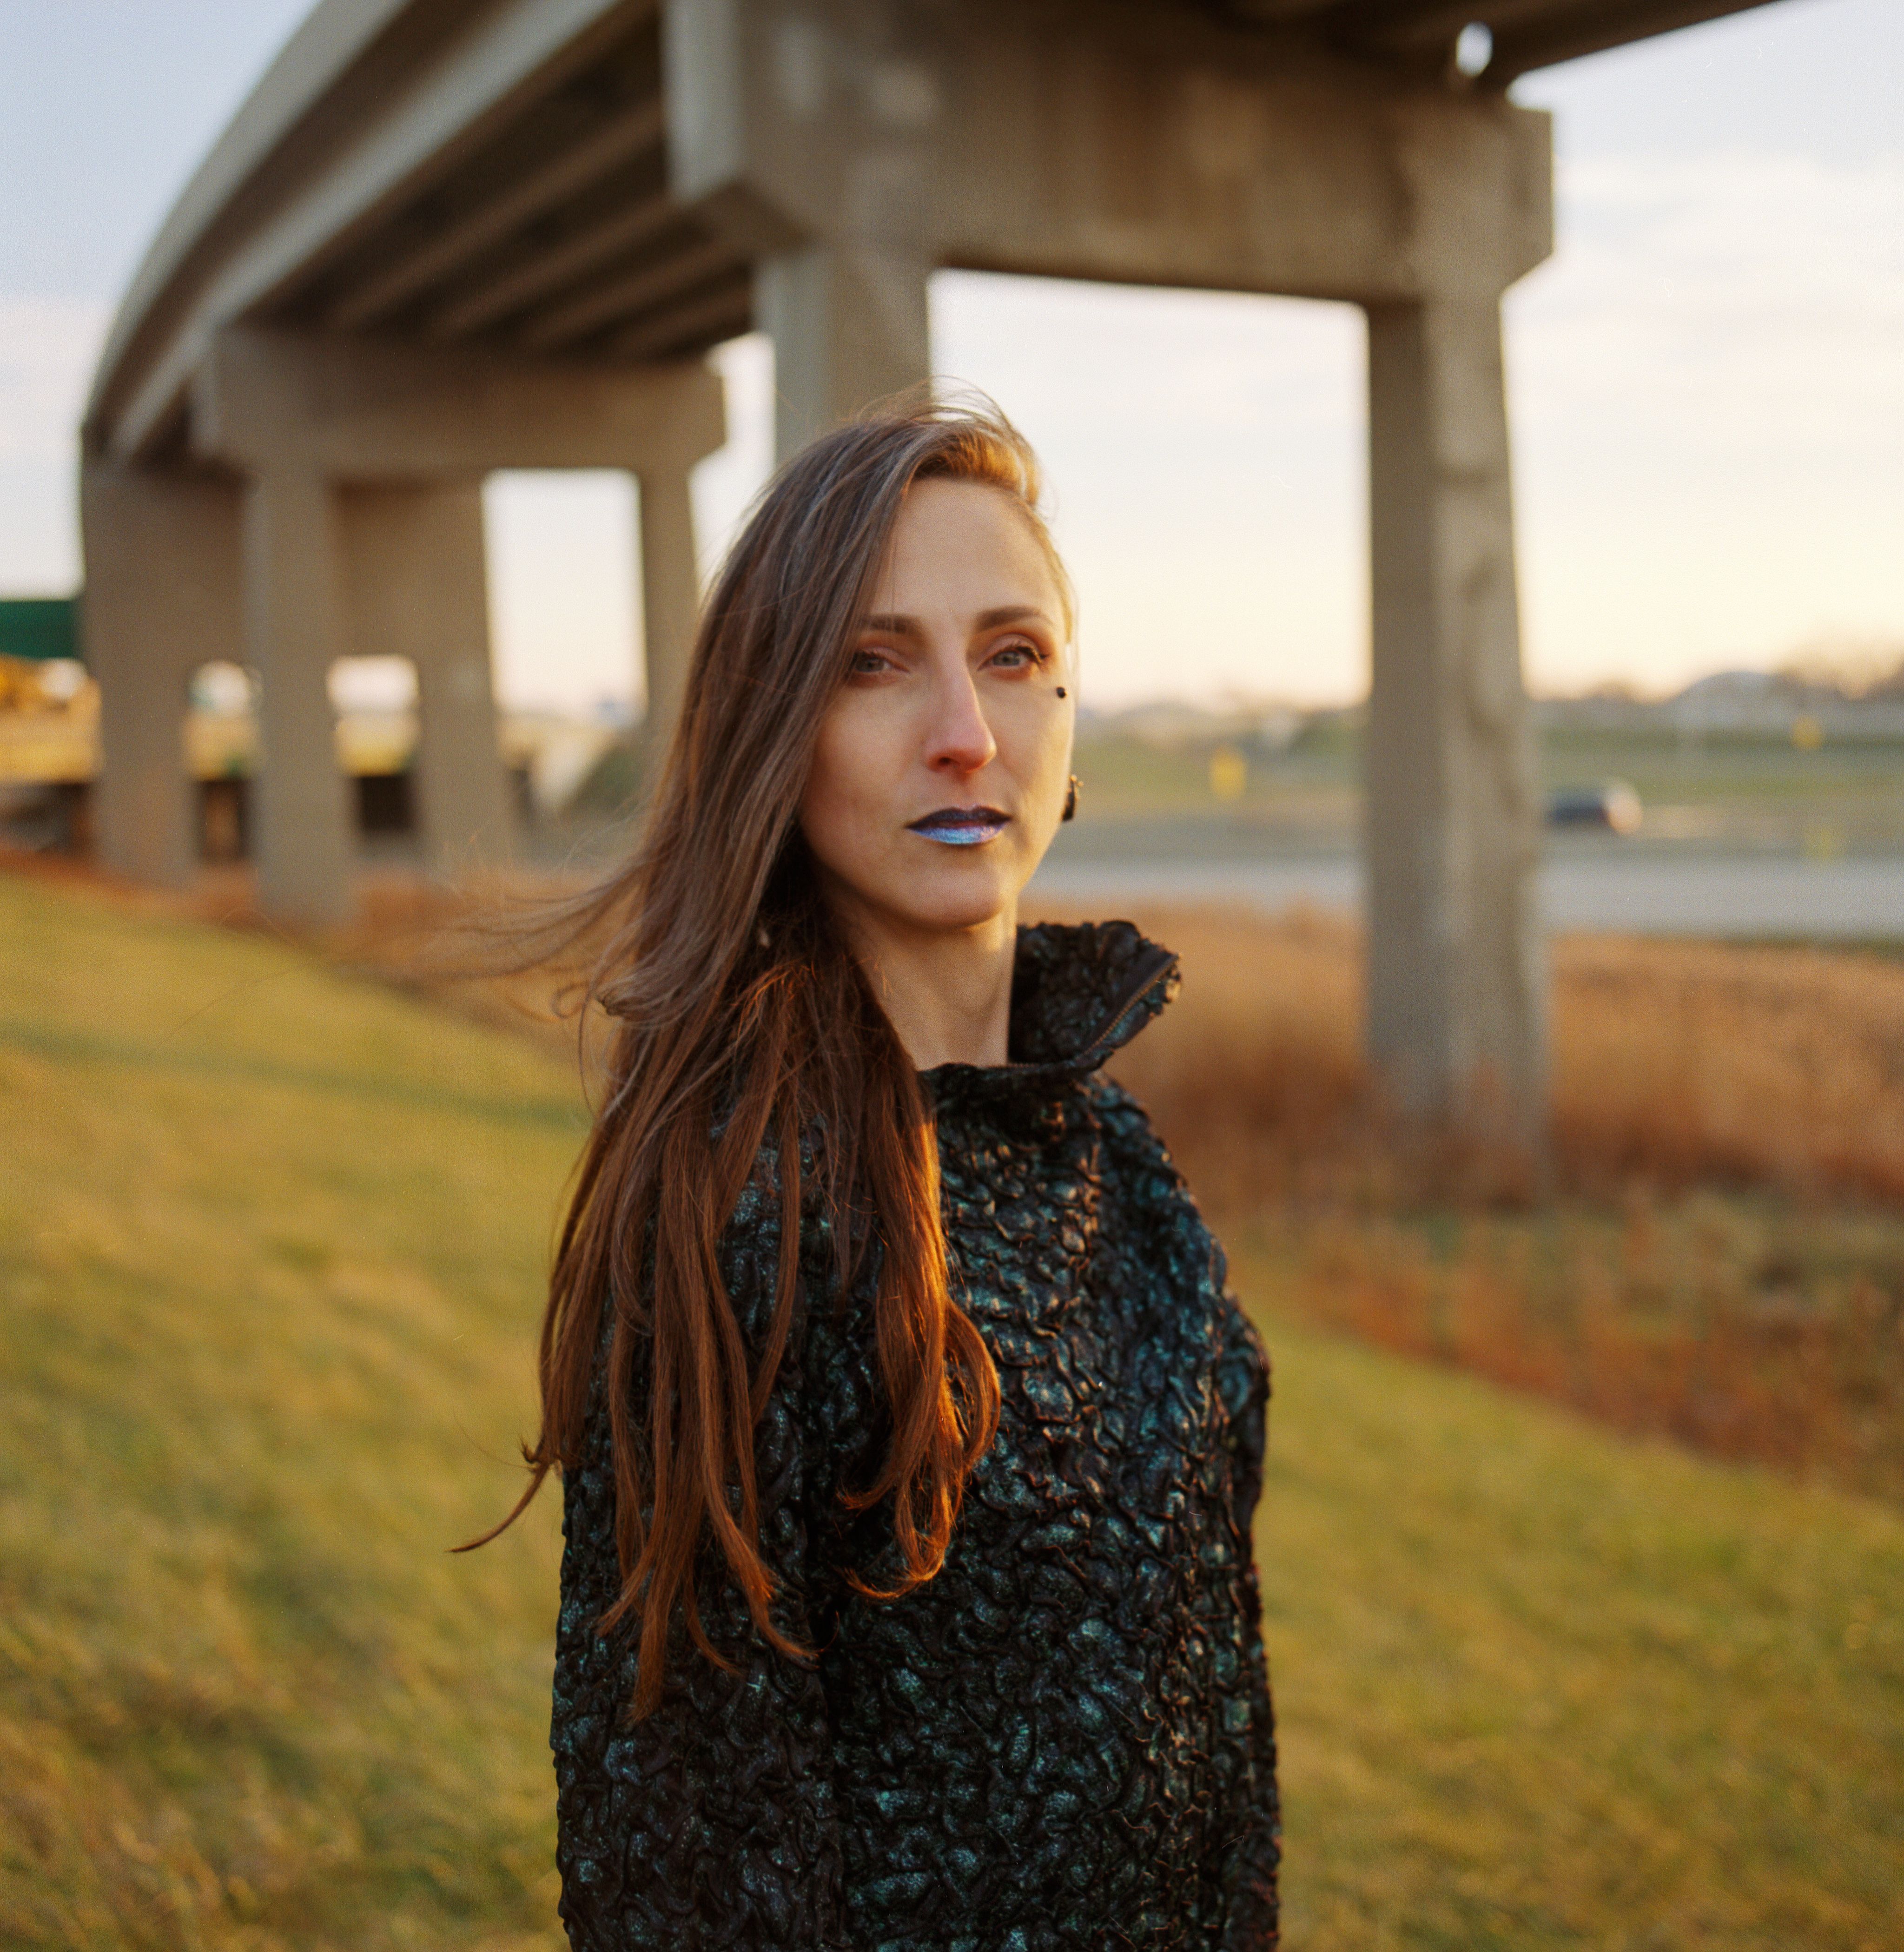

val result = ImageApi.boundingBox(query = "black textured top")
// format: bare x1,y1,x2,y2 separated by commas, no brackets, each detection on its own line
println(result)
551,921,1281,1949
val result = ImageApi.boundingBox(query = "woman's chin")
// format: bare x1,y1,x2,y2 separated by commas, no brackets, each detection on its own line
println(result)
884,850,1029,935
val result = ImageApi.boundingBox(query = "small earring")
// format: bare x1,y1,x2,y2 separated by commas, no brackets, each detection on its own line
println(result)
1062,773,1079,823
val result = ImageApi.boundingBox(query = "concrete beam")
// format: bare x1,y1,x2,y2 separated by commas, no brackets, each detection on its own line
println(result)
667,0,1550,313
80,460,245,887
935,15,1550,303
1363,294,1544,1135
192,325,724,477
521,235,737,350
611,272,753,360
328,99,666,328
425,191,680,337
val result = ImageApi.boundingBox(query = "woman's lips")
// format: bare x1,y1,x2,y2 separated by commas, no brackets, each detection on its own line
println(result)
906,806,1011,847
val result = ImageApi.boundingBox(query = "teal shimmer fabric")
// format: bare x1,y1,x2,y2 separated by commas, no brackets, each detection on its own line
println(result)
552,921,1280,1949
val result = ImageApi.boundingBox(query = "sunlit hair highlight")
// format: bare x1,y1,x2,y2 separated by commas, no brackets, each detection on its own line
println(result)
466,395,1075,1715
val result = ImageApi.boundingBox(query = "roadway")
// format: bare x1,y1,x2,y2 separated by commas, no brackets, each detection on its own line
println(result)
1029,849,1904,940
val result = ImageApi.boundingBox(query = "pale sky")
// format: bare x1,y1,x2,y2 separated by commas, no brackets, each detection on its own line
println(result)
2,0,1899,712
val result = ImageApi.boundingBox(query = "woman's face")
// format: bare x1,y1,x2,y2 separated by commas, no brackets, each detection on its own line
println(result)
800,477,1075,942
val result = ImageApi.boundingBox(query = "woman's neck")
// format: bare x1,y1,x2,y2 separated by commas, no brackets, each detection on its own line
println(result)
828,892,1019,1070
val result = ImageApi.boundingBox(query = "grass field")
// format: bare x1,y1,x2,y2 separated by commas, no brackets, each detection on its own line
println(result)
3,870,1902,1948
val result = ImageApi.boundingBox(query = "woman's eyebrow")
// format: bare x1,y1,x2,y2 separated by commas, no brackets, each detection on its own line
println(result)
859,605,1053,636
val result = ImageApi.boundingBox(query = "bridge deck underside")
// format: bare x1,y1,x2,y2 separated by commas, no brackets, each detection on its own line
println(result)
254,13,752,378
101,0,1773,451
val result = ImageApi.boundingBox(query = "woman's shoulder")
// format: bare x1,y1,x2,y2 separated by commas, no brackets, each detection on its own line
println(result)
1082,1071,1187,1190
1083,1074,1264,1356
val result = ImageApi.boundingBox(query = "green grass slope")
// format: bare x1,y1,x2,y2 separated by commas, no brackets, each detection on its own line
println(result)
2,873,1900,1949
1243,1227,1904,1949
0,877,580,1950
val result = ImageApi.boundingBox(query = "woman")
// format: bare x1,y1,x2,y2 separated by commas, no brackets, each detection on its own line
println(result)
489,402,1280,1947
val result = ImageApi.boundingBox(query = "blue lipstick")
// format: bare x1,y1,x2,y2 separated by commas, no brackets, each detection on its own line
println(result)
907,806,1010,847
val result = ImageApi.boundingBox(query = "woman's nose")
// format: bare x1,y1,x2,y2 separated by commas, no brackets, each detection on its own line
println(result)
924,668,998,776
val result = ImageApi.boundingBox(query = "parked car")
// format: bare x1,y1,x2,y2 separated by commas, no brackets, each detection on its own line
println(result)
1547,780,1643,834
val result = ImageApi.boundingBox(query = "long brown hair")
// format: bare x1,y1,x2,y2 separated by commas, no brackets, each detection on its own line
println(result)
470,400,1072,1715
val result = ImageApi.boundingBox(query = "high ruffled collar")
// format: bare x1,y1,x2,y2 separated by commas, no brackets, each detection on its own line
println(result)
919,920,1178,1111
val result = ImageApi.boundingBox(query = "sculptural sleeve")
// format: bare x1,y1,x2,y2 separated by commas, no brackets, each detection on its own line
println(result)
1216,1289,1284,1950
549,1171,852,1951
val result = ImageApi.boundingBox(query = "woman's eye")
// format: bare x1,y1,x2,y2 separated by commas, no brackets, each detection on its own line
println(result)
848,648,893,676
990,640,1042,671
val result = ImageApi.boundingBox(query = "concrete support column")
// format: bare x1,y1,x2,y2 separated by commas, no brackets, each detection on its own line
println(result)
80,459,245,885
1363,292,1544,1137
340,481,510,879
243,464,356,924
634,462,701,762
757,240,932,462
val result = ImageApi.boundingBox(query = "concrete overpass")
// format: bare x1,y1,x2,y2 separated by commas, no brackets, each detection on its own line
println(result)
81,0,1785,1134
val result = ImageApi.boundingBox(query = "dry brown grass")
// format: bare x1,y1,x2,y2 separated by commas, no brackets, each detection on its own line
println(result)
1553,932,1904,1200
1028,899,1904,1503
1038,899,1904,1206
